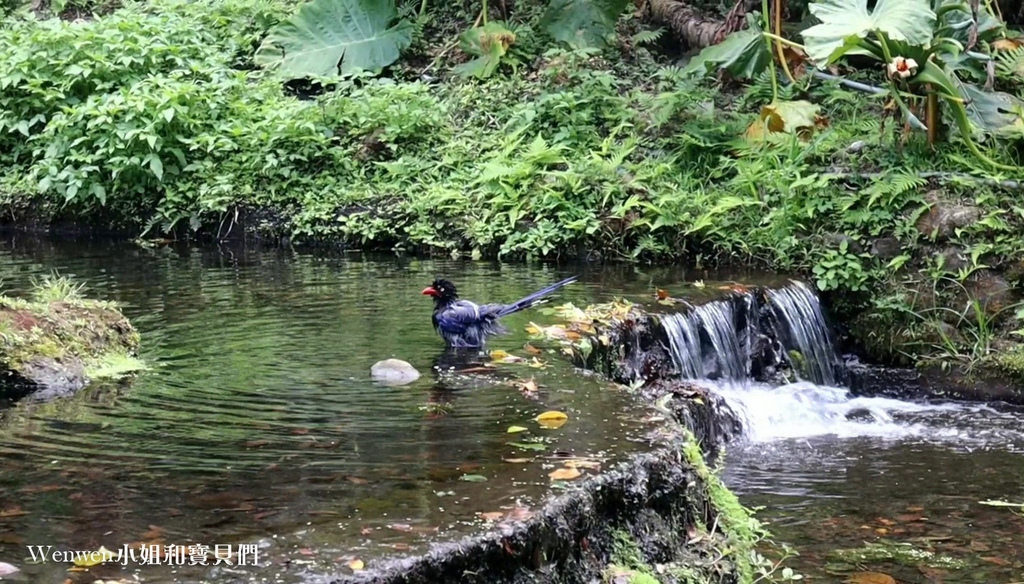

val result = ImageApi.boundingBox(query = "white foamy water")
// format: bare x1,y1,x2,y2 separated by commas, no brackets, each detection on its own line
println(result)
702,379,1024,451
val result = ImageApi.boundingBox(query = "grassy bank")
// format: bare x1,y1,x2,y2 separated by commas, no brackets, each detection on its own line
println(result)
1,0,1023,370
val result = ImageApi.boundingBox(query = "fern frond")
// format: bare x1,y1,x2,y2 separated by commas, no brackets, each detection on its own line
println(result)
632,28,664,46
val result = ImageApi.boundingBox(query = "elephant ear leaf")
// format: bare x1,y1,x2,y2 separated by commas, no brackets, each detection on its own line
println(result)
541,0,630,48
801,0,935,65
682,16,771,79
255,0,413,79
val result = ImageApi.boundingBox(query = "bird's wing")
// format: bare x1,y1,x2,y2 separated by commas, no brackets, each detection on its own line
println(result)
436,300,502,334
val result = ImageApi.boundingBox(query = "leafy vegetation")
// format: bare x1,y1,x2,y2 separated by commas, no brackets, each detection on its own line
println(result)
0,0,1023,369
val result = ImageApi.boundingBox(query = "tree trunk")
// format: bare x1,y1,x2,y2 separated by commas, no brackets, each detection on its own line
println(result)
647,0,753,49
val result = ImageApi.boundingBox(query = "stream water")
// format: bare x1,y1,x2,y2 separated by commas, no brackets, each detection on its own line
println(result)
1,235,1022,584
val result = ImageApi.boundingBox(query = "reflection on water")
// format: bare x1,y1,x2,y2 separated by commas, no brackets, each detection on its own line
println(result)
0,235,783,583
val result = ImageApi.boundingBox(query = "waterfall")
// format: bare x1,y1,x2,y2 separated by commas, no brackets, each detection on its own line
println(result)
766,281,842,387
659,281,841,386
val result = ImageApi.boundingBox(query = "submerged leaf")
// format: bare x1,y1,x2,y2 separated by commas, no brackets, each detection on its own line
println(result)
459,474,488,482
549,467,582,480
255,0,413,79
509,441,547,451
846,572,896,584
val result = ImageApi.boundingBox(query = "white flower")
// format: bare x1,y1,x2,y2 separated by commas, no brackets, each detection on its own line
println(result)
887,57,919,79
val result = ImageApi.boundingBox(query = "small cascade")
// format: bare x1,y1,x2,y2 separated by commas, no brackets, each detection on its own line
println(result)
659,281,842,386
765,281,842,386
660,295,752,381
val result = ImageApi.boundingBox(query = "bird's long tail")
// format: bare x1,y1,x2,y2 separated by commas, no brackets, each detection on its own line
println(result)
496,275,579,318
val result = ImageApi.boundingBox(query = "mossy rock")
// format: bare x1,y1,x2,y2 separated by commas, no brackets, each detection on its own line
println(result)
0,290,141,400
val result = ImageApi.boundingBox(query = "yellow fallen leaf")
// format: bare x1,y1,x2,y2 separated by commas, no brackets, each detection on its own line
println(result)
73,546,115,567
549,468,581,480
507,425,528,434
536,411,568,422
525,324,541,335
349,559,364,571
527,358,546,369
537,418,566,429
490,350,509,360
519,378,538,393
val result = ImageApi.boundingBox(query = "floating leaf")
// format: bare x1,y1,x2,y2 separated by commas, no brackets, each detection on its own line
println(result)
348,559,364,571
502,458,533,463
459,474,488,482
541,0,630,48
549,467,582,480
478,511,504,521
801,0,936,65
490,350,510,360
656,288,671,300
73,547,115,567
536,411,568,422
255,0,413,79
538,418,567,429
509,442,547,451
506,425,528,434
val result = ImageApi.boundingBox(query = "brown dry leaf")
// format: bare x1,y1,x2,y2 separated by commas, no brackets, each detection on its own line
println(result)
993,37,1024,51
877,518,896,526
847,572,896,584
524,343,542,355
244,440,269,448
969,540,991,552
656,288,671,300
906,505,925,512
982,556,1010,566
549,468,582,481
478,512,504,521
781,45,808,79
0,506,28,518
142,525,165,540
564,331,582,341
875,528,889,535
564,459,601,470
519,378,539,394
502,458,533,463
348,559,364,571
299,548,314,556
895,514,924,522
360,527,373,535
345,476,368,485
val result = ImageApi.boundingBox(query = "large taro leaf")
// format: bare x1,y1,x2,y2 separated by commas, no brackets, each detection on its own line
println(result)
682,18,771,79
801,0,936,65
956,80,1024,135
541,0,630,48
454,22,516,79
255,0,413,79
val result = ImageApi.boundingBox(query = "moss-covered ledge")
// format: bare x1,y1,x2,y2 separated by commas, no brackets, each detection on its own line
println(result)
0,276,141,401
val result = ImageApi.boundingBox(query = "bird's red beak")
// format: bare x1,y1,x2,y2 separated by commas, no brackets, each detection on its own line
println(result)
421,287,438,297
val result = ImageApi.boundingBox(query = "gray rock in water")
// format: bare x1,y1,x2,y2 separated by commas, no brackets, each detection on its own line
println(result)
371,359,421,386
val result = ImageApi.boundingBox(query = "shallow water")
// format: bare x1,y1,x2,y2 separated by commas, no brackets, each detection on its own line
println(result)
714,380,1024,583
0,235,787,583
2,235,1023,584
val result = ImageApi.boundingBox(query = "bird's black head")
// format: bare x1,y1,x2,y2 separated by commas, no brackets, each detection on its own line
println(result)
421,278,459,306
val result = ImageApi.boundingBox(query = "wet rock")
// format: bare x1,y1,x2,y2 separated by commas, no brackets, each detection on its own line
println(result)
869,237,902,260
915,192,981,241
965,272,1016,317
370,359,421,385
823,233,863,254
1,291,140,401
1005,258,1024,284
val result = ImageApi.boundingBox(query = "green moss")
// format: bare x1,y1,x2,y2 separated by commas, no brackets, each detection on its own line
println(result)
0,278,141,386
982,343,1024,383
827,542,969,570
